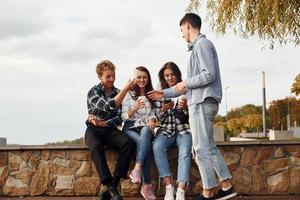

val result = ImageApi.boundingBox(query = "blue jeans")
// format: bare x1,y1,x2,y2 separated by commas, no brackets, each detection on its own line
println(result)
153,132,192,184
189,102,232,189
122,125,152,184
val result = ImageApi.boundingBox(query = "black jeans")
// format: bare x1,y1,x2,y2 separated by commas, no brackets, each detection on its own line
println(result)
85,123,135,186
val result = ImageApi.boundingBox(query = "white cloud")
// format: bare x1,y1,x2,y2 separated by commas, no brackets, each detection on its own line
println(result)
0,0,49,39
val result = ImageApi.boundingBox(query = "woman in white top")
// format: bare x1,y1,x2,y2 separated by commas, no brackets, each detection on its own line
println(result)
121,66,157,200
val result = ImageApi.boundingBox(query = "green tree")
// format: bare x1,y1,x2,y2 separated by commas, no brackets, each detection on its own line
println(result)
291,73,300,96
187,0,300,48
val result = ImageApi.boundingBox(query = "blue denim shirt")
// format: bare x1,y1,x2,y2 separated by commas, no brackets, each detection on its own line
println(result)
164,34,222,105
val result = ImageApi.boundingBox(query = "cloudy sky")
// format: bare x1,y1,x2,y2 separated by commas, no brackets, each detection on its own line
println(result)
0,0,299,145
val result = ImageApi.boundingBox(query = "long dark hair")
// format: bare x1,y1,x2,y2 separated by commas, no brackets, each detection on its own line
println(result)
131,66,155,106
158,62,182,89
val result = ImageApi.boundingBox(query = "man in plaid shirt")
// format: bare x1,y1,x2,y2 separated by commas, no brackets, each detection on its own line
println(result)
85,60,136,200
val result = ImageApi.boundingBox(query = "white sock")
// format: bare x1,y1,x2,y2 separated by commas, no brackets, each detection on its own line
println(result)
166,184,173,189
177,188,185,193
203,193,211,198
222,186,232,191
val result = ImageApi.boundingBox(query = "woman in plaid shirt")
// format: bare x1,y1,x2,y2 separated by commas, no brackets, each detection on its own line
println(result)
153,62,192,200
121,66,157,200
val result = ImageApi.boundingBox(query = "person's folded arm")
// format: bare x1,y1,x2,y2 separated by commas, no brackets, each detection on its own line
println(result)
88,91,117,113
106,114,122,128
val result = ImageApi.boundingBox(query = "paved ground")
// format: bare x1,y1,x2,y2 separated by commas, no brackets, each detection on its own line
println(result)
1,196,300,200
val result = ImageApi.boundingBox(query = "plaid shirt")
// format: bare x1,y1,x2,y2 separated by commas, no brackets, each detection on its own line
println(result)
86,83,122,128
154,98,191,137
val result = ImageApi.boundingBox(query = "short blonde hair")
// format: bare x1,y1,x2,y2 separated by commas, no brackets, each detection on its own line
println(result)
96,60,116,76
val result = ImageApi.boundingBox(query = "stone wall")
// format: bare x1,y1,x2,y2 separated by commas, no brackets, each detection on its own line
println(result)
0,141,299,197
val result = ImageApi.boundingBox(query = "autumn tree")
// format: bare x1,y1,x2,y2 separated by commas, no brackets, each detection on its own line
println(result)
291,73,300,96
227,104,262,120
219,104,263,135
227,118,245,136
268,97,300,130
187,0,300,48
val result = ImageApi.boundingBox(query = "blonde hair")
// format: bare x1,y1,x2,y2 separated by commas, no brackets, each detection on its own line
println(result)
96,60,116,76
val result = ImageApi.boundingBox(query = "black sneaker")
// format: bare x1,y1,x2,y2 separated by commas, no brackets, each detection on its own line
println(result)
107,186,123,200
99,189,110,200
215,187,237,200
191,194,215,200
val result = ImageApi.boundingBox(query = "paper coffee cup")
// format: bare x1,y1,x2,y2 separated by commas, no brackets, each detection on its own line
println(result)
138,96,146,103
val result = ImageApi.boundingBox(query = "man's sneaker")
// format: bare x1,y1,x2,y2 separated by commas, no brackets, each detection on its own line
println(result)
164,185,174,200
141,184,156,200
215,187,237,200
191,194,215,200
129,168,142,183
99,189,110,200
107,186,123,200
175,188,185,200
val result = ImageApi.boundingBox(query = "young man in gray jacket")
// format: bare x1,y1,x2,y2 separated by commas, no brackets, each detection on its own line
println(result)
148,13,237,200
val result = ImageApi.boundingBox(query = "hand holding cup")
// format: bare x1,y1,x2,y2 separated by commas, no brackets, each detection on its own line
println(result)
178,95,187,109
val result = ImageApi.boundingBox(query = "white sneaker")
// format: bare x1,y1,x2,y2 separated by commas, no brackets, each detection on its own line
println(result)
175,188,185,200
164,185,174,200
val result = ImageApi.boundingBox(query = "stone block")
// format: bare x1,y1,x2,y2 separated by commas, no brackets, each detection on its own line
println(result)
223,152,240,166
264,158,289,176
285,145,300,156
267,170,289,193
274,147,285,158
290,166,300,194
19,161,28,170
0,166,8,187
21,151,32,162
74,177,100,195
28,154,40,170
53,158,70,168
2,177,30,196
76,161,92,177
52,150,66,159
251,165,267,194
67,150,90,161
254,147,273,165
291,156,300,166
240,147,257,167
41,150,51,160
11,167,35,185
53,175,74,195
8,153,22,171
232,167,251,194
120,178,140,196
0,152,8,166
70,160,81,170
30,160,52,195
